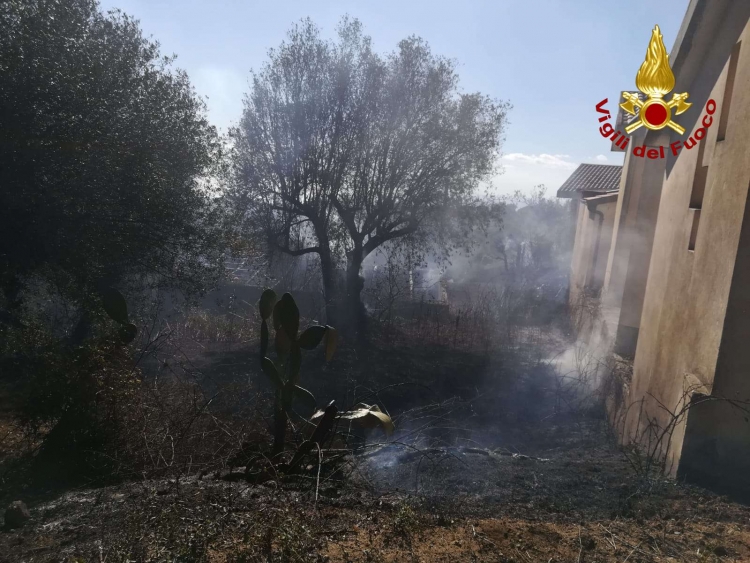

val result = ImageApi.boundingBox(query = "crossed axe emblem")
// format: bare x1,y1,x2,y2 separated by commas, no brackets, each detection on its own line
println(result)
620,91,692,135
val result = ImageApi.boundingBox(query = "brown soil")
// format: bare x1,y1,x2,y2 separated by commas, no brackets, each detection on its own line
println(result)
324,513,750,562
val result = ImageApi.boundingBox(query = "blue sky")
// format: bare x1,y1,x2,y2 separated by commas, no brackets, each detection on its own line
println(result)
99,0,689,196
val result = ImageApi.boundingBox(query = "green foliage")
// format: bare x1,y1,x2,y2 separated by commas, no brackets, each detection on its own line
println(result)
298,325,327,350
0,0,225,479
259,289,277,360
275,293,300,341
259,289,278,321
0,0,227,315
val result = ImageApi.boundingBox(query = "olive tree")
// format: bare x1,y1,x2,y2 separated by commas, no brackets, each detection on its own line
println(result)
230,18,508,329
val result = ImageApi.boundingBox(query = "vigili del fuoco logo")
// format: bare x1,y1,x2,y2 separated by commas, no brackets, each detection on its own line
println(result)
595,25,717,159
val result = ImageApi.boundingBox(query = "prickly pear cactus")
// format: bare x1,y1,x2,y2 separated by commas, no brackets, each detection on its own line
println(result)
257,290,337,455
256,290,392,464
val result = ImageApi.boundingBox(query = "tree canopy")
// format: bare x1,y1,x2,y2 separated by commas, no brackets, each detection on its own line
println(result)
0,0,225,318
230,17,509,327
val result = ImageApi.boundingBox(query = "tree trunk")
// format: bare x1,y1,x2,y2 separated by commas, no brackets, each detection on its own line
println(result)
345,246,367,339
318,249,340,327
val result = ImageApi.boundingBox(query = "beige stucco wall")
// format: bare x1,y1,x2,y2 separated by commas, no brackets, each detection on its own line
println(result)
568,196,618,311
602,152,632,304
589,198,618,294
624,23,750,485
611,133,670,358
568,200,588,308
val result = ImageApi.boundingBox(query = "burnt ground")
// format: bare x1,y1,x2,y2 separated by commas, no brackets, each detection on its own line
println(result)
2,319,750,561
1,426,748,562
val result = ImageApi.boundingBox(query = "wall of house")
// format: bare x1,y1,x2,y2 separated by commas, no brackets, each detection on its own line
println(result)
624,24,750,489
597,133,669,439
568,196,618,310
587,196,618,297
611,133,670,359
602,149,636,307
568,201,589,308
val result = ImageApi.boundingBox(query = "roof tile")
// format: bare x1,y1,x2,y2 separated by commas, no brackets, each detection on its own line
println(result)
556,163,622,198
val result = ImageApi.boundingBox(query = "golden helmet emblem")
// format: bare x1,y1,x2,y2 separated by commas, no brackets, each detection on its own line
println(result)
620,25,692,135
